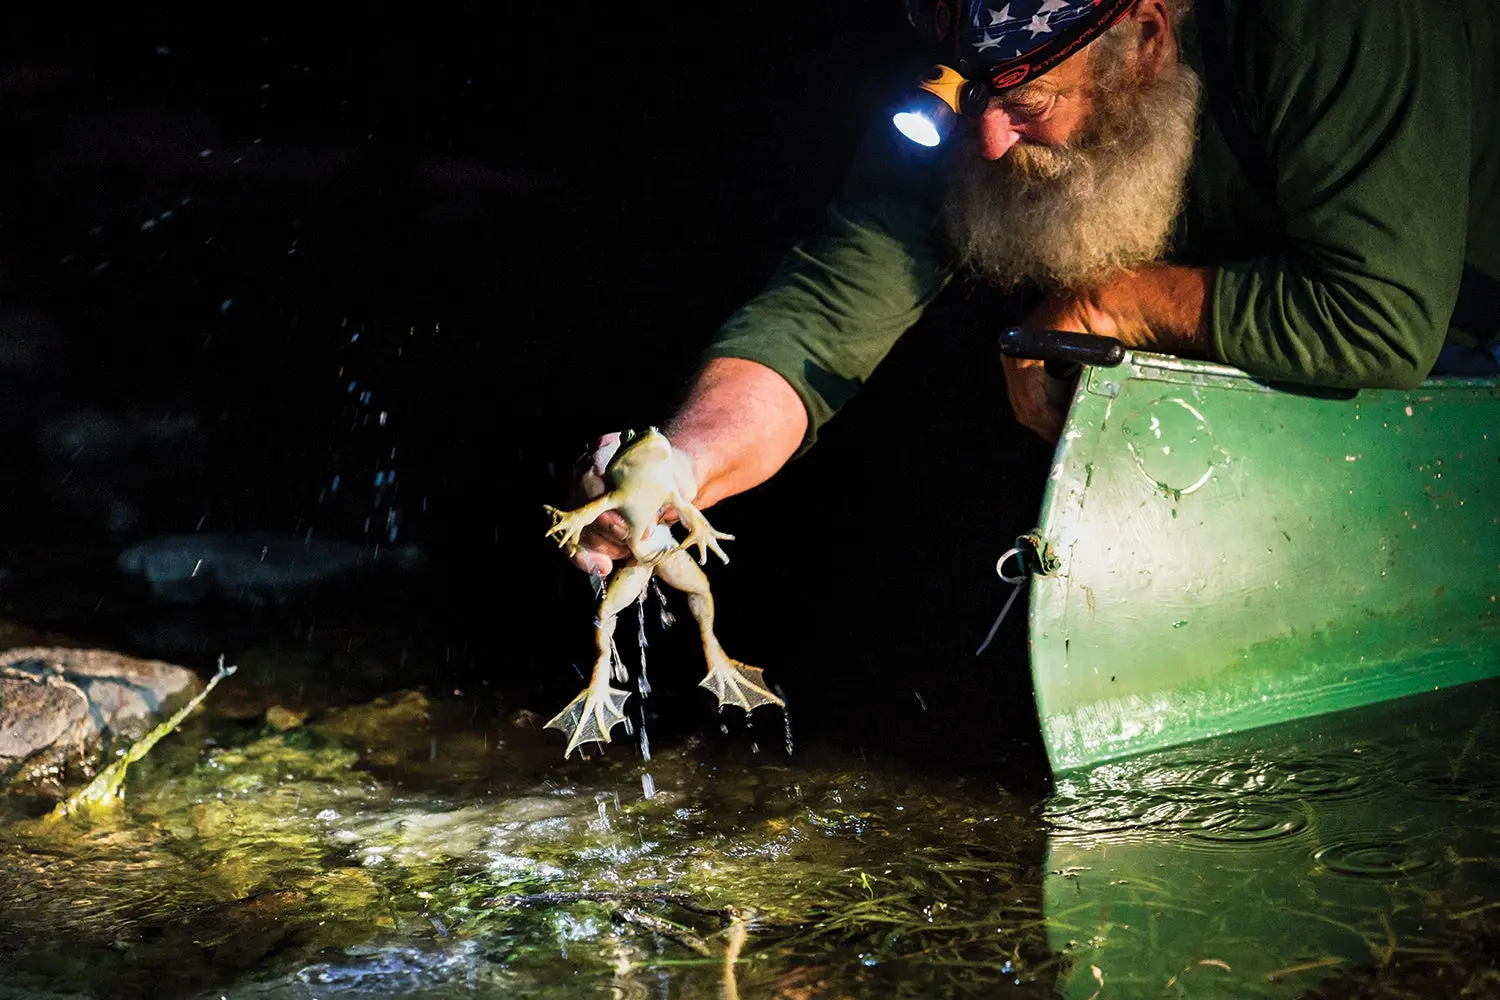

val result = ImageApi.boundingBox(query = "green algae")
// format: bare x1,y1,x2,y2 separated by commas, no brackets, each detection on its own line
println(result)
44,658,238,822
2,670,1499,1000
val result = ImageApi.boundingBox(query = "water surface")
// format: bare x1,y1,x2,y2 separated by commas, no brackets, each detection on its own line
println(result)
2,625,1495,999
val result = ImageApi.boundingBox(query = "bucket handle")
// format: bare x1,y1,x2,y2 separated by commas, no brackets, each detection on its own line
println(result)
999,327,1126,381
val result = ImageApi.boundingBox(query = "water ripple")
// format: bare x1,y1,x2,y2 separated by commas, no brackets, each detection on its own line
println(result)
1313,837,1440,878
1389,761,1499,803
1180,803,1309,844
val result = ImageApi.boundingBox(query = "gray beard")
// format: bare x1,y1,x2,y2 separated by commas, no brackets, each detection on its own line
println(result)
942,63,1203,293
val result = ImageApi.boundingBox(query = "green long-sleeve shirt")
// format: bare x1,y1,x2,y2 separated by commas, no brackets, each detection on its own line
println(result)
702,0,1499,450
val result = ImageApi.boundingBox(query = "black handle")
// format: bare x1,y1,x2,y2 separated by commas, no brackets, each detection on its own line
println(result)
999,327,1127,369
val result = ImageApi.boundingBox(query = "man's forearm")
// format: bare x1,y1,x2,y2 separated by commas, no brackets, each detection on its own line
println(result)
662,357,808,509
1077,264,1214,355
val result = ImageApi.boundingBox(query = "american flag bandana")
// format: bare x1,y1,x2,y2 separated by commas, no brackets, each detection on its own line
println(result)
907,0,1137,90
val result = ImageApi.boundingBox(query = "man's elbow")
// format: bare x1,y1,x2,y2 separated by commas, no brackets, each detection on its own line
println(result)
1304,299,1443,390
1345,329,1442,390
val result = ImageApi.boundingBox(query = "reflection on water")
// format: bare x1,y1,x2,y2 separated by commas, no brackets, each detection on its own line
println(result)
1045,682,1500,999
1,653,1496,998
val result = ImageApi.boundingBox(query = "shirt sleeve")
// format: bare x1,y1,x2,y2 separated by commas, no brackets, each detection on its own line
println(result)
1208,1,1471,388
699,124,954,452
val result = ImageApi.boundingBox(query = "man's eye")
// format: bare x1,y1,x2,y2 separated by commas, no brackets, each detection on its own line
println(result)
1011,95,1057,120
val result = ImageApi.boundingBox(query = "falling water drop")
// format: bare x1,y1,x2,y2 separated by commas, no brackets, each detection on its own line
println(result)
776,683,794,756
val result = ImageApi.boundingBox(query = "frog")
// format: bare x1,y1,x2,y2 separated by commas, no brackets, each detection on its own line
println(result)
541,427,784,757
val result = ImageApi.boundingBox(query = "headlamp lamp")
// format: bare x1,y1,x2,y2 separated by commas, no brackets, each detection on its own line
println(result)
891,64,990,147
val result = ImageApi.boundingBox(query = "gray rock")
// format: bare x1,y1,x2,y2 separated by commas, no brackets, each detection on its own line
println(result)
117,531,425,605
0,646,202,794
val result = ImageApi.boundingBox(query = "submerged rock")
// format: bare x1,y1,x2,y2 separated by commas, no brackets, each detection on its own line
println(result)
117,531,426,605
0,646,202,795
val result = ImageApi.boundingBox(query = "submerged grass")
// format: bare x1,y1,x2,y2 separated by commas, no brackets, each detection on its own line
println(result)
2,670,1498,999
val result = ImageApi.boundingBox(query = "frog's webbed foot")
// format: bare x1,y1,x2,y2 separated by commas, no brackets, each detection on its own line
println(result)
699,655,785,714
674,503,735,566
544,679,633,757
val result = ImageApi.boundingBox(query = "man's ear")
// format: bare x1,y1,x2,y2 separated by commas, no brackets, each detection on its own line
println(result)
1130,0,1176,79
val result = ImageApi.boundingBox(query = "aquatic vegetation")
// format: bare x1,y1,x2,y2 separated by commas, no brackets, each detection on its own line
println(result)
45,658,238,821
1,665,1497,999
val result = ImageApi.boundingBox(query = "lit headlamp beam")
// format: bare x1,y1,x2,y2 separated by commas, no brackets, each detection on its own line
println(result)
891,65,991,148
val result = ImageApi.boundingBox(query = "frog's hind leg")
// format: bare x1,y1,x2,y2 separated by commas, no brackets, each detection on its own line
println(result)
654,551,785,714
545,561,655,756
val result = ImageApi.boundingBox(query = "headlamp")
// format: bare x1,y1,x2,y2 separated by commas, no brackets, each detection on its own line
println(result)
891,64,990,147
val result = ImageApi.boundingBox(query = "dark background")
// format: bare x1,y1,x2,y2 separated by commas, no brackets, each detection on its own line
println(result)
0,4,1057,778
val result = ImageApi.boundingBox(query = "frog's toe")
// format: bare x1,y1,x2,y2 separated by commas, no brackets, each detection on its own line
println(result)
544,684,633,757
682,528,735,566
542,510,589,550
699,657,784,713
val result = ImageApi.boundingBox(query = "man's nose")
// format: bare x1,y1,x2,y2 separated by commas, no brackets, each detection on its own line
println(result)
977,107,1021,160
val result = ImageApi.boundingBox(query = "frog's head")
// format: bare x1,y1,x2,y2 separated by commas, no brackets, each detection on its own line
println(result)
607,427,670,476
617,426,666,450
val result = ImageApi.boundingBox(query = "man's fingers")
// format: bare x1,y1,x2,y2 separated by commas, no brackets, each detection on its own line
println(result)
570,547,614,577
566,432,623,506
1002,356,1069,443
554,433,628,578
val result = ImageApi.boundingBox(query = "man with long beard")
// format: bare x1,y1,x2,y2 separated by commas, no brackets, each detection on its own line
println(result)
563,0,1497,578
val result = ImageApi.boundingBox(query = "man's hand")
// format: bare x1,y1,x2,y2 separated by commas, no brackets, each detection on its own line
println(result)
1001,355,1075,442
1002,291,1096,442
1000,267,1213,440
556,432,700,578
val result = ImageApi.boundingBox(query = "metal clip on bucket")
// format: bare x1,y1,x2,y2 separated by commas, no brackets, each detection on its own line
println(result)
976,533,1061,657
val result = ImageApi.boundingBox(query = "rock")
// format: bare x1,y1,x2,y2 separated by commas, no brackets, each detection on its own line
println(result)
264,705,307,731
0,646,202,795
117,531,426,605
316,690,431,744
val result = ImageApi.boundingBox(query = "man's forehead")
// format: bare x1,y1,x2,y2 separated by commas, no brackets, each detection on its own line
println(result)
995,50,1092,99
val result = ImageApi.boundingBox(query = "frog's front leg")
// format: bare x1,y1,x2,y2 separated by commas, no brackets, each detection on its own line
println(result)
653,550,784,713
542,491,623,553
544,560,655,757
669,493,736,566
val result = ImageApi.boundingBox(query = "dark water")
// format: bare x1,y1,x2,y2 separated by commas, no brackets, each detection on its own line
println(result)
2,5,1498,999
0,613,1496,999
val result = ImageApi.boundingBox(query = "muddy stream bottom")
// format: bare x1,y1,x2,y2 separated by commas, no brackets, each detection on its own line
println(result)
1,618,1497,1000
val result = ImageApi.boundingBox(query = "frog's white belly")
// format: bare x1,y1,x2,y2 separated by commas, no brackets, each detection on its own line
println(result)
629,523,677,562
615,493,675,562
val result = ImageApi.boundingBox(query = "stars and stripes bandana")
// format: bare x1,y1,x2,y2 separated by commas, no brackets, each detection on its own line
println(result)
907,0,1137,90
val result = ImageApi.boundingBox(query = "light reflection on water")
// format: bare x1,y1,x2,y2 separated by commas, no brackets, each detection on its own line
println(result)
0,678,1495,999
1043,682,1500,999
